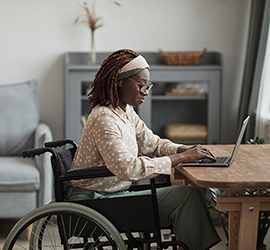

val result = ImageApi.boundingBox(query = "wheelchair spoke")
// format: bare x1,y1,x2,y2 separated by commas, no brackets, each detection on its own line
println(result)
3,203,126,250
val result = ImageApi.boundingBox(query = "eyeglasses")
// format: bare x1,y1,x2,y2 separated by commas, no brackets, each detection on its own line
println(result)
128,78,153,93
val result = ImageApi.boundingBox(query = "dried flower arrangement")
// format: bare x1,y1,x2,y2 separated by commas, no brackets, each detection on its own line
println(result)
75,1,121,64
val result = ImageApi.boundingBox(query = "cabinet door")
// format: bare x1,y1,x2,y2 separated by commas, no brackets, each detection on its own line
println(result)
66,71,95,143
138,69,221,144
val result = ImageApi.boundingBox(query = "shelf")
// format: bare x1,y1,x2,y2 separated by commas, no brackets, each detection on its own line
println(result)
66,52,222,145
83,95,207,103
165,123,207,142
81,96,89,101
152,95,207,101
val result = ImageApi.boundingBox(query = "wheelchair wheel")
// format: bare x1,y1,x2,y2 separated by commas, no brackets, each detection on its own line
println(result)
3,202,126,250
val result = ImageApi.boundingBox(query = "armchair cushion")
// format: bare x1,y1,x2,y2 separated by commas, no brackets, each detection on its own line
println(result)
0,156,40,191
0,80,39,156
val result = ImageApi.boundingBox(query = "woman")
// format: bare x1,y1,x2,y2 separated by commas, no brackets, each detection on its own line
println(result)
65,49,221,249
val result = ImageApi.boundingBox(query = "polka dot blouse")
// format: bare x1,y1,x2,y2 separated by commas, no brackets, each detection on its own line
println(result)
67,105,183,192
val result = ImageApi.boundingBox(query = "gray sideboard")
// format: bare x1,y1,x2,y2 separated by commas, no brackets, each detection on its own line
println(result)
65,52,222,144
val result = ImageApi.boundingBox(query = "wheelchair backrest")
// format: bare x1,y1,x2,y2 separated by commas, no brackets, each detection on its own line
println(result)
51,146,77,202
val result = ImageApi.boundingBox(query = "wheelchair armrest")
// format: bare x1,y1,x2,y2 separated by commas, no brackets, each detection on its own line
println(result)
45,139,78,149
60,166,115,181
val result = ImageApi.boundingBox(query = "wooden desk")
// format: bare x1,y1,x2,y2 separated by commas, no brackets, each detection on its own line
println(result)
175,144,270,250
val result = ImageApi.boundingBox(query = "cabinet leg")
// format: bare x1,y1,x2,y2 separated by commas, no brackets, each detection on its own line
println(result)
26,224,33,241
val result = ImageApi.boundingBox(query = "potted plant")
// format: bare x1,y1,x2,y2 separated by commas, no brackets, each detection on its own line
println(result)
206,136,269,250
247,136,265,145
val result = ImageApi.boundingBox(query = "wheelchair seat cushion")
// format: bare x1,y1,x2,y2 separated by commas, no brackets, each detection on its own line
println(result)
0,80,39,156
0,156,40,191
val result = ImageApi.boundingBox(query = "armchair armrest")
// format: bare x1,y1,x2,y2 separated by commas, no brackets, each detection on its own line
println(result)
34,123,53,206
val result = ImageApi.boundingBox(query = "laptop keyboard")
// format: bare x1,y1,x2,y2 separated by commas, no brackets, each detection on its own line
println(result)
200,158,215,163
200,157,230,164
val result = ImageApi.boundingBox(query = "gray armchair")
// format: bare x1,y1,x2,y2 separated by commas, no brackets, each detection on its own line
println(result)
0,80,53,218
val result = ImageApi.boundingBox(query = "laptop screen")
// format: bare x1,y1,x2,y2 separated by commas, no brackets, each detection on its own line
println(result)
229,116,250,164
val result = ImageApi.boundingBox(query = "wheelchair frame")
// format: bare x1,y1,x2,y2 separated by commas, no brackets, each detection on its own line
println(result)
3,139,189,250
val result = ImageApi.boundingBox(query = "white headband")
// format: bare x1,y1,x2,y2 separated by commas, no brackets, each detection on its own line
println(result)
119,55,149,74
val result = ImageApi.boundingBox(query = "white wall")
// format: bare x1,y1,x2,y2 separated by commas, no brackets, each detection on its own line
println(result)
0,0,251,143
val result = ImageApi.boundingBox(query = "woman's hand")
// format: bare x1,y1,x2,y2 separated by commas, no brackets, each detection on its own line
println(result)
170,145,216,167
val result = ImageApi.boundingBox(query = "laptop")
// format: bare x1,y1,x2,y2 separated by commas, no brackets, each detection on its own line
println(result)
181,116,250,167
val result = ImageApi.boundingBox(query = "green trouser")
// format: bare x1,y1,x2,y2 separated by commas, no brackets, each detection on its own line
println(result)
64,185,221,250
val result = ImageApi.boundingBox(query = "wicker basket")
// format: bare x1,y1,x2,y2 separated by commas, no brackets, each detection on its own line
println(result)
165,124,207,140
159,48,207,66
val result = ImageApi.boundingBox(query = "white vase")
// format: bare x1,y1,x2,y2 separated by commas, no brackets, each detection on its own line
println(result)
89,29,96,64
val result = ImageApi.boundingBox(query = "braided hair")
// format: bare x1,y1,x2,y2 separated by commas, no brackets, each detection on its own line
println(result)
88,49,139,108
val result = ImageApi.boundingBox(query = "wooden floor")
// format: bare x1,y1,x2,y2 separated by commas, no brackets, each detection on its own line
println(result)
1,218,269,249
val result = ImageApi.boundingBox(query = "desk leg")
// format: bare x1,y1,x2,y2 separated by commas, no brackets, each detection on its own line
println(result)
172,171,193,186
218,192,264,250
238,201,259,250
228,210,240,249
228,190,241,250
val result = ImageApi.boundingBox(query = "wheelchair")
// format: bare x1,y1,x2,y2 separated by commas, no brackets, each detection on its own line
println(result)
3,139,189,250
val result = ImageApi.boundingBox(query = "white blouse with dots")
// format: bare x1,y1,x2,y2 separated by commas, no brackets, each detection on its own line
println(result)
67,104,183,192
